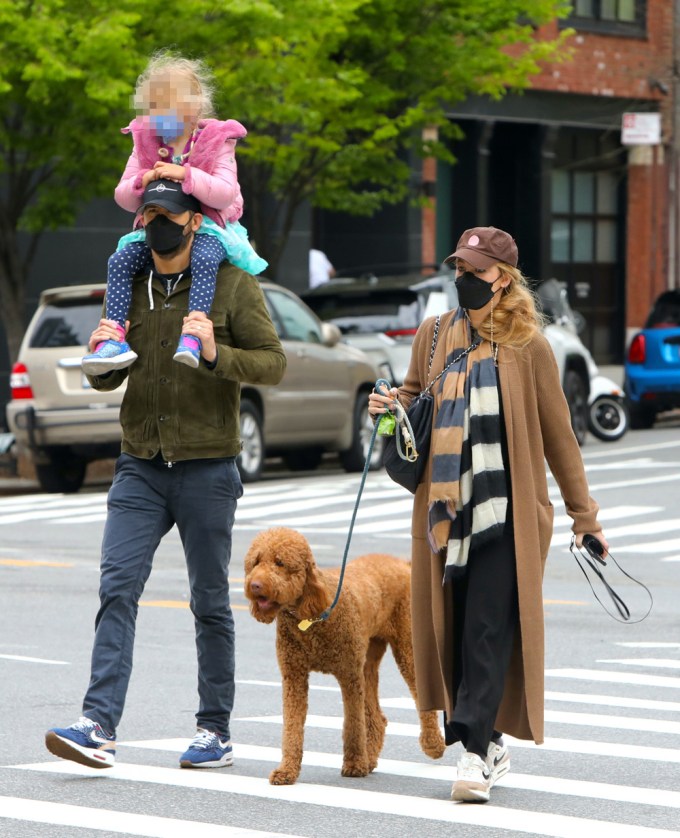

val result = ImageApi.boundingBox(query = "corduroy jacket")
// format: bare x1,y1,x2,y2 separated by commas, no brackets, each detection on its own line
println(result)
87,263,286,462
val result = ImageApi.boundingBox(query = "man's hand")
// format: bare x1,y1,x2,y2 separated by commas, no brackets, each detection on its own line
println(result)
152,161,186,181
88,319,127,353
183,312,216,364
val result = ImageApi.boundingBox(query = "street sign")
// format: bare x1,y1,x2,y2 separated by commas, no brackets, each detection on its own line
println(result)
621,112,661,145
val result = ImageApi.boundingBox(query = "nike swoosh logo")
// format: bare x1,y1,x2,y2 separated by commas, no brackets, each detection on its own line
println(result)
493,754,505,766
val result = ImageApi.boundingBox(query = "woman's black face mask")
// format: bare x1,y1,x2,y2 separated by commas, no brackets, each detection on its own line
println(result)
455,271,500,311
145,213,193,255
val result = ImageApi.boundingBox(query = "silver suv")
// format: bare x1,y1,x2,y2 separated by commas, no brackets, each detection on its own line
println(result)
8,282,384,492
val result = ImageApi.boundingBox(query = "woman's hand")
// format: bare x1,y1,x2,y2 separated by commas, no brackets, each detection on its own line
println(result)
88,319,127,353
152,161,186,181
574,530,609,557
182,311,215,363
368,383,400,417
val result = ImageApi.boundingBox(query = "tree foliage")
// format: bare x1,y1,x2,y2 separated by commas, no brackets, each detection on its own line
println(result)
0,0,571,361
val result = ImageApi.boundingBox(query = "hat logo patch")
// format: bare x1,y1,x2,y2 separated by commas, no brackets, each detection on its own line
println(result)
151,183,179,193
468,234,480,246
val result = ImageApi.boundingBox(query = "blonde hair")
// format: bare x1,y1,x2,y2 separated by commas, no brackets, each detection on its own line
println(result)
133,50,216,120
474,264,546,348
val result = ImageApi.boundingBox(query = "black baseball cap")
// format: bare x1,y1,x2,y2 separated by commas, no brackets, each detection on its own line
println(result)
140,179,201,214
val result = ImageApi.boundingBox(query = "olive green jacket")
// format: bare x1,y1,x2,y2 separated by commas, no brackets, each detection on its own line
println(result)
88,263,286,462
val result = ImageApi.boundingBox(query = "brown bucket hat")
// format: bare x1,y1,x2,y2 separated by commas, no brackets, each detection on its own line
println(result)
446,226,518,269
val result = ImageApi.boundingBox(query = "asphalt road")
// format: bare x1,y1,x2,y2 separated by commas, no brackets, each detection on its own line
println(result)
1,421,680,837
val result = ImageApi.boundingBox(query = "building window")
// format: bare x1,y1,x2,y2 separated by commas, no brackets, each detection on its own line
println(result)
563,0,646,36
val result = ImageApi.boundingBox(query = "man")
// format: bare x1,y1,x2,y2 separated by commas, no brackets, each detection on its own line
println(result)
308,247,336,289
45,180,286,770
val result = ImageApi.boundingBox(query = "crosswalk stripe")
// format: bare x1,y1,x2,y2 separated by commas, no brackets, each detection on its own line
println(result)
0,796,305,838
546,668,680,689
599,658,680,670
239,715,680,763
13,761,677,838
120,740,680,810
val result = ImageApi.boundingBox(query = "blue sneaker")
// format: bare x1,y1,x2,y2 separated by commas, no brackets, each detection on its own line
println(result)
173,334,201,368
81,340,138,375
45,716,116,769
179,728,232,768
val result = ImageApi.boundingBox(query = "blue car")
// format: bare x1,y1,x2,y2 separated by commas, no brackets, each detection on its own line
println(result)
624,289,680,428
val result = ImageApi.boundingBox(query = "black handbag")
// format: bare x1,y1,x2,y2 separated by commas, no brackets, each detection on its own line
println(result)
383,318,479,494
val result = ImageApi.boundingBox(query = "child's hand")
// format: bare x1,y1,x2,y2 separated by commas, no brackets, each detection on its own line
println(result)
152,161,186,181
141,169,158,188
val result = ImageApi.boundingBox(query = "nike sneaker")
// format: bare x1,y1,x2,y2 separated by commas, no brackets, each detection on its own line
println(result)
179,728,233,768
451,751,491,803
45,716,116,769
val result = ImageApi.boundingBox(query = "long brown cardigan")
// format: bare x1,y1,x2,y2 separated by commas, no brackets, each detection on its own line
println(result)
398,310,601,744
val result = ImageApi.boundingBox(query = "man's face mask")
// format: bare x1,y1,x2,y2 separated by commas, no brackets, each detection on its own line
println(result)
455,271,500,311
144,213,192,255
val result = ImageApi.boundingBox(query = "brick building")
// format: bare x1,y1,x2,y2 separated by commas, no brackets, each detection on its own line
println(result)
428,0,676,362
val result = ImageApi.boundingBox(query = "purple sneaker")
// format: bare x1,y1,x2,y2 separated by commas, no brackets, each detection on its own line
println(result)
82,339,137,375
173,334,201,368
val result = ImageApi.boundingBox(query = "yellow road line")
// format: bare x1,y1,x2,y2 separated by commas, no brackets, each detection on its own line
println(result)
543,598,587,606
140,600,248,611
0,558,74,568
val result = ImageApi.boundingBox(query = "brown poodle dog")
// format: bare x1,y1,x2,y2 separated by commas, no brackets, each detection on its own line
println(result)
244,527,446,785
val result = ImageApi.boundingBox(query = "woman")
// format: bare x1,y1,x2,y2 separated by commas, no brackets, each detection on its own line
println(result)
368,226,608,804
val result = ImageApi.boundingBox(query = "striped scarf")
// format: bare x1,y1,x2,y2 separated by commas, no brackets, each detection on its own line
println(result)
427,309,507,581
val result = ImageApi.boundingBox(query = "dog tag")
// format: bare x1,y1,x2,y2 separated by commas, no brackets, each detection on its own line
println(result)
297,619,314,632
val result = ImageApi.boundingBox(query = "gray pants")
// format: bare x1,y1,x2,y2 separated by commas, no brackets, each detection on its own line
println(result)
82,453,242,737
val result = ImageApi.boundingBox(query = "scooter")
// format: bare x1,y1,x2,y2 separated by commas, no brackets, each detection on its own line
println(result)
539,279,629,443
587,373,629,442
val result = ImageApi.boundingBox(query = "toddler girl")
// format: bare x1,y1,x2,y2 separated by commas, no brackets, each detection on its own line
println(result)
82,51,266,374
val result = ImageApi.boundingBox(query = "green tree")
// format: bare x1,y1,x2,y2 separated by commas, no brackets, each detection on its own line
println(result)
0,0,571,363
205,0,572,275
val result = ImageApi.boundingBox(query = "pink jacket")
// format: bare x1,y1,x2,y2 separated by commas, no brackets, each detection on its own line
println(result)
114,117,247,226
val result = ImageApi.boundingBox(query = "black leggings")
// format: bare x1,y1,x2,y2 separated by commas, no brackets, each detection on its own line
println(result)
444,515,519,758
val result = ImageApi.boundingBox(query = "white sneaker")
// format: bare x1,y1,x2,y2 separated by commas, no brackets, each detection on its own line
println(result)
451,752,491,803
486,738,510,787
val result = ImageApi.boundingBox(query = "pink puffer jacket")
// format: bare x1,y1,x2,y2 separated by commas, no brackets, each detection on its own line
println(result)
114,117,247,227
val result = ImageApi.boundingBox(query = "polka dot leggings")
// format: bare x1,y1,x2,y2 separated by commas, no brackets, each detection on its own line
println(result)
106,235,227,327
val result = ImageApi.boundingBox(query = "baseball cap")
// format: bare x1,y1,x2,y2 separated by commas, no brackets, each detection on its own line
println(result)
446,226,518,269
140,179,201,214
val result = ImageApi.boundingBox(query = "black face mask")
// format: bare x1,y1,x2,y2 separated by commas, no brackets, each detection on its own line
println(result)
145,213,192,255
455,271,499,311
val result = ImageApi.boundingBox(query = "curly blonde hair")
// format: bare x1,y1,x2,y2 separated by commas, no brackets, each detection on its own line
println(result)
473,264,546,348
133,50,216,120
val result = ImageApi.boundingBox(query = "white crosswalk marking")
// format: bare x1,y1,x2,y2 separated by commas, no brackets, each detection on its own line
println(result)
4,649,680,835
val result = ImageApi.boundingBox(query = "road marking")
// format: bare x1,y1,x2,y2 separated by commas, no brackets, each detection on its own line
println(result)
0,654,69,665
119,740,680,810
546,668,680,689
140,600,248,612
0,558,73,567
617,642,680,648
0,796,305,838
598,658,680,670
239,715,680,763
12,762,677,838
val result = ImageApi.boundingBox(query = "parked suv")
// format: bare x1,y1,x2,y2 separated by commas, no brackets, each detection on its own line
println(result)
304,271,594,445
8,282,384,492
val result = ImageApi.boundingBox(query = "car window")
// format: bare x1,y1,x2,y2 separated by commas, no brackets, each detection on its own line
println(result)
305,289,420,334
266,289,323,343
29,301,100,348
646,292,680,329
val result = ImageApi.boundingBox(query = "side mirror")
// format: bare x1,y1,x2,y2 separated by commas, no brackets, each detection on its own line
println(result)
321,322,342,347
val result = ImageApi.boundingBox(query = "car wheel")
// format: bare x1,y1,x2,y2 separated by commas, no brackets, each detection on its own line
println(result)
282,448,324,472
588,396,629,442
35,453,87,493
627,399,656,430
340,394,385,473
563,370,588,446
238,399,264,483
